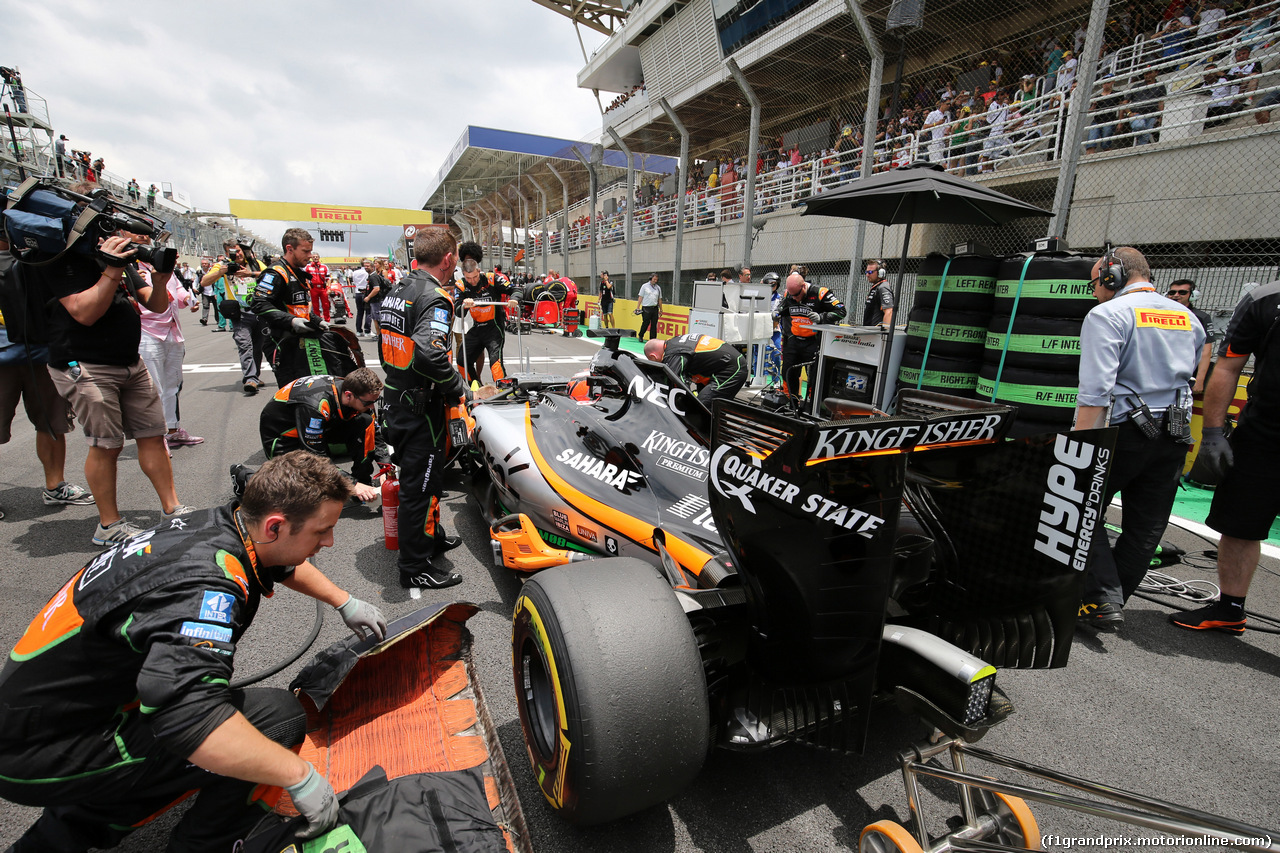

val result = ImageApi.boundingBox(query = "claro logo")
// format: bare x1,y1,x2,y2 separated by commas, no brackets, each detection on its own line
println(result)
1033,434,1110,570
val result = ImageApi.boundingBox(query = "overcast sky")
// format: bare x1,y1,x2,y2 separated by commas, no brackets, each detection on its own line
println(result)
2,0,609,255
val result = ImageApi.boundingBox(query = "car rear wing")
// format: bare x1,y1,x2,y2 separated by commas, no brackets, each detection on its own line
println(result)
708,396,1115,683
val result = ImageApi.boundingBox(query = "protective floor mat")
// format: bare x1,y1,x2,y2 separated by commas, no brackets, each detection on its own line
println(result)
284,604,531,853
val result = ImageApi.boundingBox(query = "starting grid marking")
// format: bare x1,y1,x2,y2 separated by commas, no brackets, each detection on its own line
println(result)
182,355,590,374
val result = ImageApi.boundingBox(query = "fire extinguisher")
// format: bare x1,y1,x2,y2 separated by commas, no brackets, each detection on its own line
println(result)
379,463,399,551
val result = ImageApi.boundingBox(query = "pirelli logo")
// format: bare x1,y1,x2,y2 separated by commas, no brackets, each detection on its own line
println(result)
310,206,363,221
1134,309,1191,330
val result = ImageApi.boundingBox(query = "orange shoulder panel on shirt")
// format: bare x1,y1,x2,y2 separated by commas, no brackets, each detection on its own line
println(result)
12,571,85,660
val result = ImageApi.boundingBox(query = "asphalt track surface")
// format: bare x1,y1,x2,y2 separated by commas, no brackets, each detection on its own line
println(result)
1,320,1278,852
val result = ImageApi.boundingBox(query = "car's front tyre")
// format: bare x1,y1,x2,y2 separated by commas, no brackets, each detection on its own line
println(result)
512,558,709,825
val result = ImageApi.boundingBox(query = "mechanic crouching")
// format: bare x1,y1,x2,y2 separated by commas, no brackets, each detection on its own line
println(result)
644,333,747,404
255,367,384,502
0,451,387,852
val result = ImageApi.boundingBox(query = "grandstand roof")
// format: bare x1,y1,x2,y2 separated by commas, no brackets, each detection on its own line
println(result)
418,125,678,225
529,0,631,36
586,0,1087,160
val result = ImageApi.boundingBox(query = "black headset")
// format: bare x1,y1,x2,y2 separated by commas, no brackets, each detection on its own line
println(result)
1168,279,1199,303
1098,244,1126,291
867,260,887,282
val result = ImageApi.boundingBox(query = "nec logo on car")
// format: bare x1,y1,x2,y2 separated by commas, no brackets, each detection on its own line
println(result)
626,376,688,416
199,590,235,624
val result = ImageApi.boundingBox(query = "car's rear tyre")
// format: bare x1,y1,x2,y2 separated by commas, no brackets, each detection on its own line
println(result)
512,558,710,825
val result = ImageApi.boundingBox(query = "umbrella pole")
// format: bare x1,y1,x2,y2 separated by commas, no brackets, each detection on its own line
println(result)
878,220,911,411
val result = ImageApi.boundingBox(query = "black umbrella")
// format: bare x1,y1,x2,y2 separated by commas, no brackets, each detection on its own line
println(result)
801,160,1052,226
799,161,1052,407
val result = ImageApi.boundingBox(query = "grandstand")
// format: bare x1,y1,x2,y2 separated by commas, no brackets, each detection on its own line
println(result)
424,0,1280,316
1,71,276,260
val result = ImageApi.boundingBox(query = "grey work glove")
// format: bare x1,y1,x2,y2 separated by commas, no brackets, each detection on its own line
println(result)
337,595,388,642
285,765,339,840
290,316,315,335
1196,427,1234,480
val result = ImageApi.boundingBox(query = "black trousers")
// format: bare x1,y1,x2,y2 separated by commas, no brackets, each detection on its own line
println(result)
1082,422,1189,607
781,336,820,398
639,305,660,341
463,325,506,384
356,294,372,333
1,688,304,853
382,403,448,576
697,354,748,405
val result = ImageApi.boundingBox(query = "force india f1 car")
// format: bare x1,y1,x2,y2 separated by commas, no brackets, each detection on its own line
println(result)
460,330,1116,829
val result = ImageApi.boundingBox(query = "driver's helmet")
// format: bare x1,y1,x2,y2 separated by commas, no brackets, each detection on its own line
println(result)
762,272,780,288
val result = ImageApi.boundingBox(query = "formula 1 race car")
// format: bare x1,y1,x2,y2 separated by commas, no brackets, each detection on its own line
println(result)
462,330,1115,829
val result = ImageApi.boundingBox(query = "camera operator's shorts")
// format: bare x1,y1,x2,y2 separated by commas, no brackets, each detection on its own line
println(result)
0,362,74,443
1206,420,1280,541
48,359,166,449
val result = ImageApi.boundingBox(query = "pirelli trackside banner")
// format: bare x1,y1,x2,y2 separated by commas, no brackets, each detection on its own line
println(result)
228,199,431,227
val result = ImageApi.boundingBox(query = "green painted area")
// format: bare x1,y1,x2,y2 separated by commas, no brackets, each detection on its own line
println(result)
617,336,645,355
1172,481,1280,547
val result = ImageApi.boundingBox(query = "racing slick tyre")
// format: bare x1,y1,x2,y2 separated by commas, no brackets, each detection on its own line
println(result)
512,558,710,825
983,313,1083,373
976,363,1077,425
911,253,1000,314
904,308,989,358
993,254,1096,319
897,349,980,398
859,819,927,853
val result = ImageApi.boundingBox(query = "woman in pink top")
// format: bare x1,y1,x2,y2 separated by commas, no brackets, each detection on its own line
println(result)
138,265,204,451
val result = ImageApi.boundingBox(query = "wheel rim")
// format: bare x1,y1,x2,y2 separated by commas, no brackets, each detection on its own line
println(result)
859,819,926,853
974,787,1041,850
519,637,558,759
991,792,1040,850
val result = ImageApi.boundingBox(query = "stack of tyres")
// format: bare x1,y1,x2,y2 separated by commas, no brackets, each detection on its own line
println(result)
979,253,1096,435
898,252,1000,398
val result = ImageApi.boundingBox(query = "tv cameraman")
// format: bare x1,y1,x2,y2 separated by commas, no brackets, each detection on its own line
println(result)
205,238,267,395
0,233,94,514
24,188,194,545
